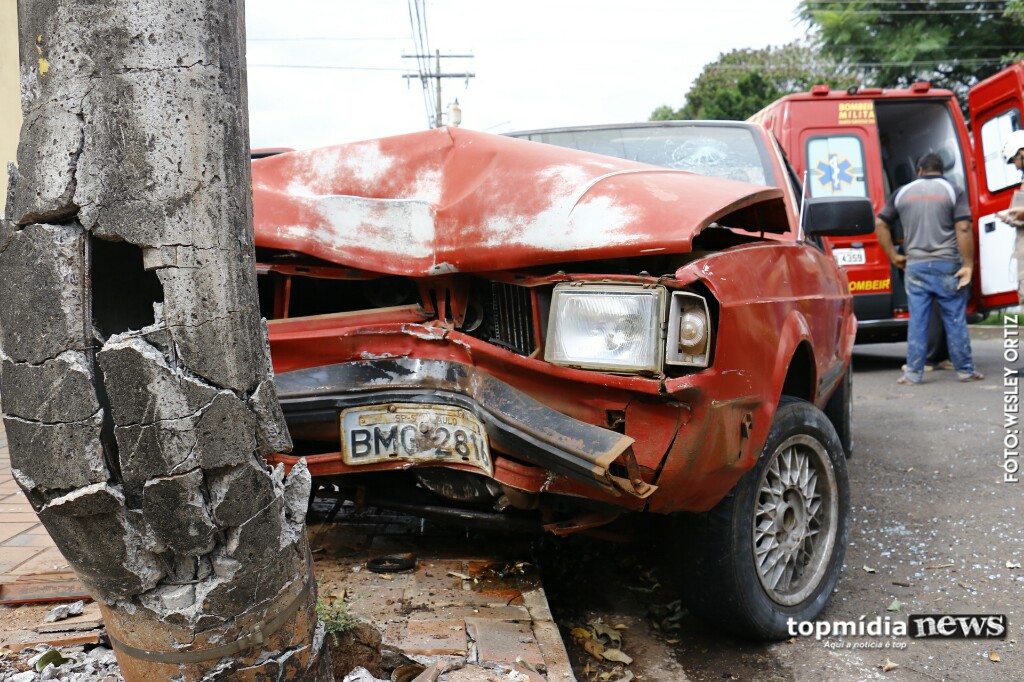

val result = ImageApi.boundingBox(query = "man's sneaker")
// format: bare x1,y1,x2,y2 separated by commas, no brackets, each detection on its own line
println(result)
935,359,954,370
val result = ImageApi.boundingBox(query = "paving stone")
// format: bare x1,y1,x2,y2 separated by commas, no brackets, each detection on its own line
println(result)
0,522,38,543
414,560,473,591
0,547,40,573
1,546,67,576
405,588,528,610
401,617,468,657
465,617,545,670
1,533,56,548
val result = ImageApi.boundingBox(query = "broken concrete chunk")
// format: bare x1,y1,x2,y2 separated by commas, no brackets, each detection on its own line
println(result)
0,351,100,422
141,245,178,270
249,378,293,455
11,105,84,226
5,413,109,494
38,484,164,603
114,417,199,487
142,469,217,555
1,162,15,254
283,459,312,528
168,312,268,395
0,224,87,364
225,496,284,567
43,599,85,623
208,460,277,527
97,335,219,426
193,392,258,470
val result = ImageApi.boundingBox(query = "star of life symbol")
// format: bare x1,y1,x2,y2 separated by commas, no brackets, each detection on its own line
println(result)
816,153,854,191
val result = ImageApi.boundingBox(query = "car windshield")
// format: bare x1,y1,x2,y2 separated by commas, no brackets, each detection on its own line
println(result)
509,125,771,186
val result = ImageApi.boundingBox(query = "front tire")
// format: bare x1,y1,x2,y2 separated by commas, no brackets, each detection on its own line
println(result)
824,363,853,457
672,397,849,639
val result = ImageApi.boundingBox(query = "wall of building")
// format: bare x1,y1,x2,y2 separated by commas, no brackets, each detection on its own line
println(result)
1,0,22,216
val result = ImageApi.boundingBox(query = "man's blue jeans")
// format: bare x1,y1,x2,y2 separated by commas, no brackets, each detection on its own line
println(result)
903,260,976,382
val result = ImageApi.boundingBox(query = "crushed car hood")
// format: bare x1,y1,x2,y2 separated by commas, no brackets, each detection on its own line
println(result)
252,127,787,276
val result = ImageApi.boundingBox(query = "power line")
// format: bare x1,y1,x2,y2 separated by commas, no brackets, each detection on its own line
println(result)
407,0,434,128
248,36,411,42
248,63,414,72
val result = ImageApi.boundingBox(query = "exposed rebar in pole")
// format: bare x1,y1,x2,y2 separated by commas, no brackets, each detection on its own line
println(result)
2,1,331,679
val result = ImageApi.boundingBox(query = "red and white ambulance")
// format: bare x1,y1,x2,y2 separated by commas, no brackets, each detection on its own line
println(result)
750,63,1024,341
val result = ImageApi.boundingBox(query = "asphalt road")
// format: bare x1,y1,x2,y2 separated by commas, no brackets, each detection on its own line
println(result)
542,327,1023,682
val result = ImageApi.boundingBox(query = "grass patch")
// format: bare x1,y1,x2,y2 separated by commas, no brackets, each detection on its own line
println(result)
316,593,356,642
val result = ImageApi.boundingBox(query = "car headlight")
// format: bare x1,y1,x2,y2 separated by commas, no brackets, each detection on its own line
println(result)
545,284,665,373
666,291,711,368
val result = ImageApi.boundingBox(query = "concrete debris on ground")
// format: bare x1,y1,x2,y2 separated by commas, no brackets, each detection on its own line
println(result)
42,602,83,624
2,644,122,681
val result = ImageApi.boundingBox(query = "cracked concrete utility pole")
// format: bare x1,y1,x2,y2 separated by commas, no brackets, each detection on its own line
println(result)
1,1,332,679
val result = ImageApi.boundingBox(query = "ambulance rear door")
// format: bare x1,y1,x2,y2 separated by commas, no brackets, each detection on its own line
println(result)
968,61,1024,310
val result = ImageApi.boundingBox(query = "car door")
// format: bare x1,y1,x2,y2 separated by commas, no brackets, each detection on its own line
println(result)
968,61,1024,310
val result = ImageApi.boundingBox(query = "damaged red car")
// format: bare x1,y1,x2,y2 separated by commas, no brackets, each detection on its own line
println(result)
250,124,874,638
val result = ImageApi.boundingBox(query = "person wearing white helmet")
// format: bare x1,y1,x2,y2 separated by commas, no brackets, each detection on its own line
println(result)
997,129,1024,304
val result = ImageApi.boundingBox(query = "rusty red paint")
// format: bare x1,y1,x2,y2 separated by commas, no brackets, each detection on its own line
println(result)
252,128,788,277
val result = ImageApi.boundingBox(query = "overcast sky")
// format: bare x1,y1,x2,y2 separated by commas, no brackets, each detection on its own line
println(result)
244,0,809,150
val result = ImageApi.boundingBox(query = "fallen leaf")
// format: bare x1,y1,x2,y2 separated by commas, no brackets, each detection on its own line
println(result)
787,637,798,644
925,563,954,570
886,598,902,612
379,574,393,581
863,566,877,574
880,658,899,672
666,638,681,645
36,649,70,672
989,651,1001,663
571,627,592,644
906,467,913,472
447,571,471,580
583,638,605,661
612,623,629,630
602,648,633,665
591,620,623,647
1006,560,1021,569
0,648,12,660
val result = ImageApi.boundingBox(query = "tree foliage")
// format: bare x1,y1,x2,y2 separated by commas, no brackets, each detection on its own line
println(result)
651,42,846,122
799,1,1023,102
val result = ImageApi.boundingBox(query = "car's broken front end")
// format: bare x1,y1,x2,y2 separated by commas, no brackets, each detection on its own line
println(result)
252,127,844,534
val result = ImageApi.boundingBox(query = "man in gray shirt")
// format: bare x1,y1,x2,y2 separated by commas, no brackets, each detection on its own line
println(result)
875,152,983,384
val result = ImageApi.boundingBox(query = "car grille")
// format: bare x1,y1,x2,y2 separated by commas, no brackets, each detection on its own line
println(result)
490,282,536,356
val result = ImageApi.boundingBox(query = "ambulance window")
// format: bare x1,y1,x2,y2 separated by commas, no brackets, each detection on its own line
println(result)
980,109,1023,193
805,136,868,198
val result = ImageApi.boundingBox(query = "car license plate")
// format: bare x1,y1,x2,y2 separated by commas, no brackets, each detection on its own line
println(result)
340,403,491,474
832,247,866,266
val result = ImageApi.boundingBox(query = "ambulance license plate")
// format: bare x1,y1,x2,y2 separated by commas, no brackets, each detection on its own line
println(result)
341,403,491,474
832,247,866,266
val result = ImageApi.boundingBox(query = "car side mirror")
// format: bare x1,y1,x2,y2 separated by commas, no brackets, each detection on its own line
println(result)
803,196,876,237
